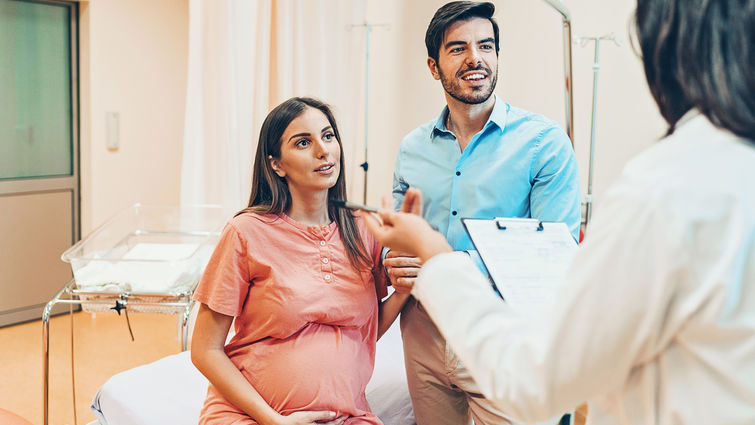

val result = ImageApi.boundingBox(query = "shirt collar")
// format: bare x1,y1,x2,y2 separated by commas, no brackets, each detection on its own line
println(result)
675,109,701,129
432,95,507,138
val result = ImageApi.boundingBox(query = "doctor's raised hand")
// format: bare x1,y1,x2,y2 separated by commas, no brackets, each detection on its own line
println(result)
366,188,452,265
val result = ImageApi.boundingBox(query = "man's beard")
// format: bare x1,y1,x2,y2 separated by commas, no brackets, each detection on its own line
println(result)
439,65,497,105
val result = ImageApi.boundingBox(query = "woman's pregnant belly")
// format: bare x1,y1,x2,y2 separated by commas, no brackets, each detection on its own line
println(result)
233,322,375,416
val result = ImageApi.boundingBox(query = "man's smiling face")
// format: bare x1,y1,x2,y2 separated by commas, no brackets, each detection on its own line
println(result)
430,17,498,105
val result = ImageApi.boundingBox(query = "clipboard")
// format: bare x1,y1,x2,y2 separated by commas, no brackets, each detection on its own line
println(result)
462,217,577,312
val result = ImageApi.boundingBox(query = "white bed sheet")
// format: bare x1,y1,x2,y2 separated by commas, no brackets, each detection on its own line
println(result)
91,320,415,425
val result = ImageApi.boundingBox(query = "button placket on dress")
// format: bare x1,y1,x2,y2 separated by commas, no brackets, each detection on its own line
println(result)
313,227,334,284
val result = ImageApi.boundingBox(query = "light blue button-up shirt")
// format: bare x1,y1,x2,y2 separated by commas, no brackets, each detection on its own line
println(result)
393,96,581,254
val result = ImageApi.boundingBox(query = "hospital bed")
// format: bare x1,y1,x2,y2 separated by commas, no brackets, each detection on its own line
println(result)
88,319,415,425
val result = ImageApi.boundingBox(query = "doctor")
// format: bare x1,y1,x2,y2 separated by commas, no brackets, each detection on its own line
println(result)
365,0,755,423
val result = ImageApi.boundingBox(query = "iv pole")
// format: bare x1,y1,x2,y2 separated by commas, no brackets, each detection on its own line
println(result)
362,24,371,204
540,0,575,146
540,1,623,234
351,22,388,204
575,34,622,230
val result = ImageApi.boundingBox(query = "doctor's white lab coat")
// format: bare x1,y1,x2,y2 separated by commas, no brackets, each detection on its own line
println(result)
412,113,755,425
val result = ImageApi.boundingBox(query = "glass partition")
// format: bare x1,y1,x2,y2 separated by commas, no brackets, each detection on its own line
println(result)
0,0,79,328
0,0,73,179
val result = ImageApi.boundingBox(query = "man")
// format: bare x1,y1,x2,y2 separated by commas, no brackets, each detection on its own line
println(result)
386,2,580,424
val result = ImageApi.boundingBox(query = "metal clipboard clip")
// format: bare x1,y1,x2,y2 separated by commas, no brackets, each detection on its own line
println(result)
495,220,544,231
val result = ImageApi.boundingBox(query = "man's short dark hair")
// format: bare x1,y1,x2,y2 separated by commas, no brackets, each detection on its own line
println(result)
425,1,500,64
635,0,755,141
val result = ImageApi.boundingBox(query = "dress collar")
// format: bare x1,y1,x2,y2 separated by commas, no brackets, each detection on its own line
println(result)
279,213,337,238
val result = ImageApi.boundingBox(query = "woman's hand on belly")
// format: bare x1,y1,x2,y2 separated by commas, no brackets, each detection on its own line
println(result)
272,411,347,425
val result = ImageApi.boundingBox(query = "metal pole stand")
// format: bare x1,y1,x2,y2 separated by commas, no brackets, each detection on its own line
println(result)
574,33,622,236
42,280,195,425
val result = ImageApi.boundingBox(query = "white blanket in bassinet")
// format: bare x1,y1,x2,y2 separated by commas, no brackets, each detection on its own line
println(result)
74,243,206,294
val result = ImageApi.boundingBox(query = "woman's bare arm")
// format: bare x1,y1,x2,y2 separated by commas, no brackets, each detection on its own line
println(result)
376,292,410,339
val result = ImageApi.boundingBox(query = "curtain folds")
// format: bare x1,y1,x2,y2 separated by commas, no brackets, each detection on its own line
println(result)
181,0,367,215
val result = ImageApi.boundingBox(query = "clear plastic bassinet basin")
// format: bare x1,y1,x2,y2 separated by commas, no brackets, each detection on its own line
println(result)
61,204,226,313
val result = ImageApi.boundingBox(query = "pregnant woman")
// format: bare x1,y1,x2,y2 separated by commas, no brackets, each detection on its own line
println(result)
191,97,409,425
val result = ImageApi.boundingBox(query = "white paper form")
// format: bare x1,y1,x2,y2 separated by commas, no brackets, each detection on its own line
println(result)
462,218,578,313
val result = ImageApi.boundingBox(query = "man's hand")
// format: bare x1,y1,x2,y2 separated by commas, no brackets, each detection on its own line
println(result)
384,250,422,294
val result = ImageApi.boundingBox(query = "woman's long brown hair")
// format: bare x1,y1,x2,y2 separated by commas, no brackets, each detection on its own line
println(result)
237,97,371,271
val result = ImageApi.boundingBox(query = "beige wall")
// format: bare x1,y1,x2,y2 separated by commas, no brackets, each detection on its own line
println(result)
497,0,667,207
79,0,668,231
364,0,668,211
79,0,188,234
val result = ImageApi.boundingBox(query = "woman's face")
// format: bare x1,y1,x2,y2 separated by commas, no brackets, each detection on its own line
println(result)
270,107,341,197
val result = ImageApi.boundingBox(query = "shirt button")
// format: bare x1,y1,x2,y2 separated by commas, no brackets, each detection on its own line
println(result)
319,240,326,246
324,274,332,281
455,171,461,176
452,211,458,216
322,258,329,264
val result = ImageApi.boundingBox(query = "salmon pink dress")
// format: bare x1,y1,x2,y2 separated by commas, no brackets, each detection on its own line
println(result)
193,212,387,425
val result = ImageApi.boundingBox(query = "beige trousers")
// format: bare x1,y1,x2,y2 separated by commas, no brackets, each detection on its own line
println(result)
400,297,514,425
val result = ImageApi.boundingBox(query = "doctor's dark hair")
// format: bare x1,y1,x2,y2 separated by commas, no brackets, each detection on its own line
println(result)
425,1,500,63
635,0,755,141
239,97,371,271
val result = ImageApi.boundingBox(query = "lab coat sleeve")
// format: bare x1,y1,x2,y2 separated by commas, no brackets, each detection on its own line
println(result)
412,187,696,422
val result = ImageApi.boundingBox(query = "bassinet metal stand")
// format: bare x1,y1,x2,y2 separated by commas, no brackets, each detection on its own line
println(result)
42,280,195,425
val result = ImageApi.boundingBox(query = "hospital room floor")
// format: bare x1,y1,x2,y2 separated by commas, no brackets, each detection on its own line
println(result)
0,311,182,425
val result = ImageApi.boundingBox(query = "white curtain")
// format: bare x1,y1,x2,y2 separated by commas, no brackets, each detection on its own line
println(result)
181,0,368,215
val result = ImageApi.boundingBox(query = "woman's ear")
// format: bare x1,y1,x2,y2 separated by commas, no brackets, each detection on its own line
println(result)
268,155,285,178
